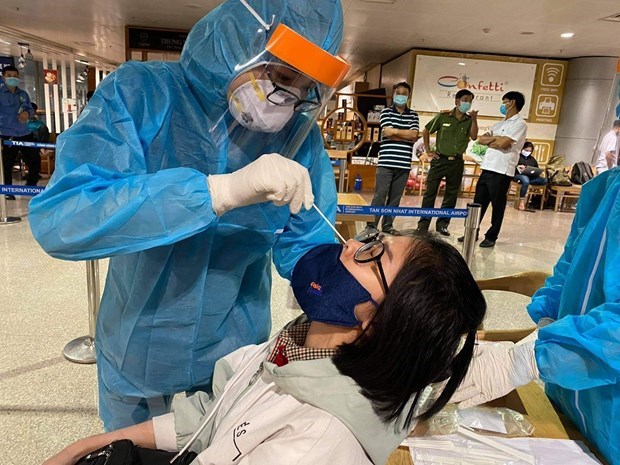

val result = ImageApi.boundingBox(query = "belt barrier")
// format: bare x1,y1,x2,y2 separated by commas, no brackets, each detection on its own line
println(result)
337,204,468,218
1,139,99,363
2,139,56,149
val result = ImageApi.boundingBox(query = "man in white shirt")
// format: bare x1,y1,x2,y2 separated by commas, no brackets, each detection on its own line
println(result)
458,91,527,248
595,120,620,174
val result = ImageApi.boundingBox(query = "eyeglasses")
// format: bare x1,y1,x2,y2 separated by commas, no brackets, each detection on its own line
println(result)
264,69,322,113
354,235,389,295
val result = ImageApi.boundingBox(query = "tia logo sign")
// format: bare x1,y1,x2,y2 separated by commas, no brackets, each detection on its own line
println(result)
308,281,323,296
437,75,505,92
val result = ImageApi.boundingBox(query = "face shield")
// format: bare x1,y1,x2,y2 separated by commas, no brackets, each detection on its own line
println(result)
215,22,350,163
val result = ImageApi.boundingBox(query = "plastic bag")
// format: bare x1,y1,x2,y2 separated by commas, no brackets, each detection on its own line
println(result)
428,404,534,437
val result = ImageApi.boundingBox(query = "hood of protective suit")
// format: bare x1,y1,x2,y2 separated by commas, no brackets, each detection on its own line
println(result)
264,317,428,465
180,0,344,118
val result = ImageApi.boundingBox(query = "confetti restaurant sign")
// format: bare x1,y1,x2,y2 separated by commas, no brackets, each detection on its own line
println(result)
412,55,536,117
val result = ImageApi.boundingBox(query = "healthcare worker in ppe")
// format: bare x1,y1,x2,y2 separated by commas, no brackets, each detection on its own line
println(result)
452,167,620,465
29,0,350,432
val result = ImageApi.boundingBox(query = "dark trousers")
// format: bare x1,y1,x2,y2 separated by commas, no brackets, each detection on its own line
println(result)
418,157,464,230
473,170,513,242
368,166,410,230
1,134,40,186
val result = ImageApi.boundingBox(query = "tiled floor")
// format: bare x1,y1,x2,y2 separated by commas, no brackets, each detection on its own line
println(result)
0,190,575,464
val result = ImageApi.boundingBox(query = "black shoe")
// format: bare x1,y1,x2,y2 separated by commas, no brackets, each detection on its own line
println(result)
458,231,479,243
5,195,15,200
355,226,379,243
436,226,450,236
382,227,401,236
479,239,496,248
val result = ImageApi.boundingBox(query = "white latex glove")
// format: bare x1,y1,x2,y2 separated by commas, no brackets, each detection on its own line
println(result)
207,153,314,216
451,332,539,410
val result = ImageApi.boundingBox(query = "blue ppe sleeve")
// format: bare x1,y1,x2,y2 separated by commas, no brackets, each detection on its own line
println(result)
273,129,338,279
532,170,620,390
527,219,577,322
536,301,620,390
29,66,218,260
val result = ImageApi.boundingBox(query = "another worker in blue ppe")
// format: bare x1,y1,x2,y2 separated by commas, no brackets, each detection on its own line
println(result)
29,0,350,432
452,167,620,465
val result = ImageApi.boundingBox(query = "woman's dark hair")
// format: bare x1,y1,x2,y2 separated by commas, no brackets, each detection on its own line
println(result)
522,141,534,151
333,232,486,428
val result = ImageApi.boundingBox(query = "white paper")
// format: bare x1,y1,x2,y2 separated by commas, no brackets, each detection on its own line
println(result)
405,435,603,465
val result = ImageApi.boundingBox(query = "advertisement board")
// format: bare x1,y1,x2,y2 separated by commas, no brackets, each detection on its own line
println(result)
412,55,537,117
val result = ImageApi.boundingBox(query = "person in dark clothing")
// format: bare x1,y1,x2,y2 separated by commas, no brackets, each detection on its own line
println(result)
18,102,51,186
513,141,547,211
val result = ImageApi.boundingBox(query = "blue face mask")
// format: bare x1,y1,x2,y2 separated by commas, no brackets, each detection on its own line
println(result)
459,101,471,113
393,94,408,107
291,243,377,327
499,103,508,115
4,77,20,87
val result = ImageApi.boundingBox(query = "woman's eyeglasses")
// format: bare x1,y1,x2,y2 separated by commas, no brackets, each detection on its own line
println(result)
354,234,389,295
265,69,321,112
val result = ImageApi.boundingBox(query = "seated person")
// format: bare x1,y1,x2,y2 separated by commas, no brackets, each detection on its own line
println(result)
513,141,547,211
452,167,620,465
43,232,486,465
20,102,50,186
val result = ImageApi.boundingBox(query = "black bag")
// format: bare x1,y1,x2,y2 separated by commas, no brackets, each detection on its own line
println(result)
75,440,197,465
570,161,594,185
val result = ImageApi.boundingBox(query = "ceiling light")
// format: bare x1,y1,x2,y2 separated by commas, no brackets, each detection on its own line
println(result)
75,59,89,65
458,62,466,66
17,44,26,69
520,31,535,35
560,32,574,38
0,39,11,45
25,48,33,60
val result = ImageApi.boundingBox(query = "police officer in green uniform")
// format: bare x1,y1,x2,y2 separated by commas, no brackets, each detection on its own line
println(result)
417,89,478,235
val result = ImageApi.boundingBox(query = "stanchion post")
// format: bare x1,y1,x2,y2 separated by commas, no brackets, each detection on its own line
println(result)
63,259,101,364
0,141,22,225
462,203,481,268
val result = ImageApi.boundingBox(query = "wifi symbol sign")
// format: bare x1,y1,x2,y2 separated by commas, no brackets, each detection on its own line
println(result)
542,64,563,86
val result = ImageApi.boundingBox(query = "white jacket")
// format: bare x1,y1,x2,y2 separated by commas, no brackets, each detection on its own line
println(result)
152,318,418,465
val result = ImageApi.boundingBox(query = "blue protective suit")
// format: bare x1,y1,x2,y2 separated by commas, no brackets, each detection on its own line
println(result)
29,0,342,430
528,168,620,465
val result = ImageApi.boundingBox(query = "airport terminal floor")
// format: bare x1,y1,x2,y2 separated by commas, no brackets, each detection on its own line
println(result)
0,189,575,465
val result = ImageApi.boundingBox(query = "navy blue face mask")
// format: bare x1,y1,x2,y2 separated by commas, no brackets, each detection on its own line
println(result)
291,243,377,327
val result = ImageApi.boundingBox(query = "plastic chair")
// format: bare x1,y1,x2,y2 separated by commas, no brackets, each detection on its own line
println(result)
476,271,550,342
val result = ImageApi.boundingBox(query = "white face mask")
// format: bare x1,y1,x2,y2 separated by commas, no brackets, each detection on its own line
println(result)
521,150,532,157
229,79,296,133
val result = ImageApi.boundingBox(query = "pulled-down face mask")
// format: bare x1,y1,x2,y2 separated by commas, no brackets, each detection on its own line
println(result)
291,243,378,327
